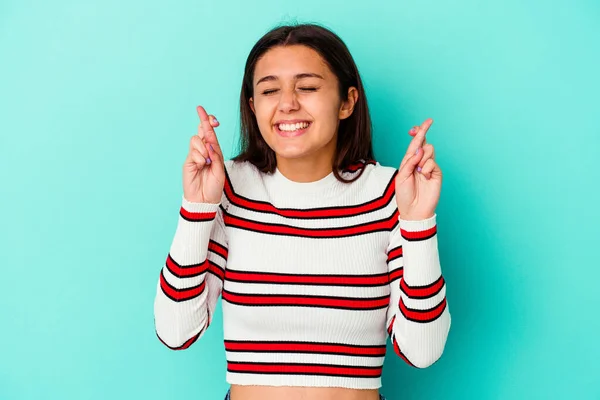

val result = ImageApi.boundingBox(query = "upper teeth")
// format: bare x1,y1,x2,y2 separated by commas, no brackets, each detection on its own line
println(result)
279,122,310,131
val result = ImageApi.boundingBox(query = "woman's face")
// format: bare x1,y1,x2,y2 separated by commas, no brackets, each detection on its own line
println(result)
250,45,357,164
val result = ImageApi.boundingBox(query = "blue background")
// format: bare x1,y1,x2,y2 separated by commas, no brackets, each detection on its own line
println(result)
1,0,599,399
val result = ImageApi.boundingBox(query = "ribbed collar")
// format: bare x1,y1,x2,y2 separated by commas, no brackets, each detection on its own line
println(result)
268,166,340,195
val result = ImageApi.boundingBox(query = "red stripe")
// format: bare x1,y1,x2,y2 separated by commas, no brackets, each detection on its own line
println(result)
400,225,437,241
208,262,225,281
399,297,447,322
387,315,396,336
166,255,209,277
388,268,404,283
224,341,386,356
223,168,395,219
227,362,382,377
223,210,398,238
222,291,389,310
208,240,228,260
160,271,206,301
401,276,445,298
392,336,416,367
387,246,403,263
388,317,417,367
225,270,389,286
344,159,377,172
179,208,216,222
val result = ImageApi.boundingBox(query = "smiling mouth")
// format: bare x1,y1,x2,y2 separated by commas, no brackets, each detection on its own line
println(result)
275,121,312,137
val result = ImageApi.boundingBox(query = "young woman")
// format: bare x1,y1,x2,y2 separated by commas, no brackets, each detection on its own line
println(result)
154,23,451,400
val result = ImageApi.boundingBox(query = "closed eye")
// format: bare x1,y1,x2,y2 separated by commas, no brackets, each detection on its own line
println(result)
261,87,318,95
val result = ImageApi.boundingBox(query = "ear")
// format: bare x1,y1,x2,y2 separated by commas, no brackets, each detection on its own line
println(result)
339,87,358,120
249,97,255,114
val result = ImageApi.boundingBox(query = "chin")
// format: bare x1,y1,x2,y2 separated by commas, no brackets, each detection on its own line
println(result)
272,147,313,160
267,139,311,160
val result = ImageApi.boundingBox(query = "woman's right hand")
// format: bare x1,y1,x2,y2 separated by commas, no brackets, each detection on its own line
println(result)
182,105,225,204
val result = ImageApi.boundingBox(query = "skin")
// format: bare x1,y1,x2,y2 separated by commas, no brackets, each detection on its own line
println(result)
249,44,358,183
395,118,442,221
189,45,442,400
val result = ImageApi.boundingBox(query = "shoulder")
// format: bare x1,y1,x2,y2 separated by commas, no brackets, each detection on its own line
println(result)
346,159,398,188
223,159,262,181
221,159,264,200
220,158,398,199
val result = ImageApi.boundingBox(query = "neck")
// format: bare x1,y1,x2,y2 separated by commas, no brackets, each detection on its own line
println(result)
275,148,336,183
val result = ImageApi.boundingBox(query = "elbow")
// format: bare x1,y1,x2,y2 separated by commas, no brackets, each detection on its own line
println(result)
153,310,206,351
155,327,202,351
406,312,451,369
409,346,446,368
153,285,208,351
395,333,449,369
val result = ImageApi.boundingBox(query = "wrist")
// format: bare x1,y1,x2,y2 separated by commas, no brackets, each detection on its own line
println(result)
400,213,435,221
181,195,221,210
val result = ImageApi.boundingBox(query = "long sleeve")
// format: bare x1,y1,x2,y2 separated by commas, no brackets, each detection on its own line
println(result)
154,195,228,350
385,212,451,368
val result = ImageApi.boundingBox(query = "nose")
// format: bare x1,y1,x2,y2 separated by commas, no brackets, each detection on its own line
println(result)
277,88,300,113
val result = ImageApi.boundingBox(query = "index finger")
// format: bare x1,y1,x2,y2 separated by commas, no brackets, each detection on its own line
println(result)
405,118,433,157
398,118,432,171
196,105,224,155
196,105,214,133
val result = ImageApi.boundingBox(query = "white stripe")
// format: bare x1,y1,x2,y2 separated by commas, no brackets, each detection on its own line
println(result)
162,266,206,290
226,351,385,367
225,280,389,298
223,302,388,344
401,283,447,311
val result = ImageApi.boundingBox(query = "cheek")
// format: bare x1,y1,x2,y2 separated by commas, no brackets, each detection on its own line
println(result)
254,99,275,124
311,98,341,129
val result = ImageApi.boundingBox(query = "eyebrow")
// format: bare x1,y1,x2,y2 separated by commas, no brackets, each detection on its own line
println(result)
255,73,324,86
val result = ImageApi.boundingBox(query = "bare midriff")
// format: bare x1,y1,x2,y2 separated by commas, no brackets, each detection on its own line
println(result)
229,385,381,400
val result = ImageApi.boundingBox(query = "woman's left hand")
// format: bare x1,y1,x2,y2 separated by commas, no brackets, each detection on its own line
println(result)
395,118,442,221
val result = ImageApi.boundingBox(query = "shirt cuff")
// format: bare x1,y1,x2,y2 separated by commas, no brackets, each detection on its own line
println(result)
399,213,437,231
181,195,221,213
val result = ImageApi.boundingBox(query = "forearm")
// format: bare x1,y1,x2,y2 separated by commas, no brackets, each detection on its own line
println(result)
153,197,220,349
388,214,451,367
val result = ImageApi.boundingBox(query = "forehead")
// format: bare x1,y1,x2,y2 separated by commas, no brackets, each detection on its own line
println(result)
253,45,332,84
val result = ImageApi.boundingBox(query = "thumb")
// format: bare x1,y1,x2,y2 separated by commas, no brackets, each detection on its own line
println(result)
397,147,423,181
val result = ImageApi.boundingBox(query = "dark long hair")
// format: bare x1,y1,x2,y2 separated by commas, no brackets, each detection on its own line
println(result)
232,23,374,183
